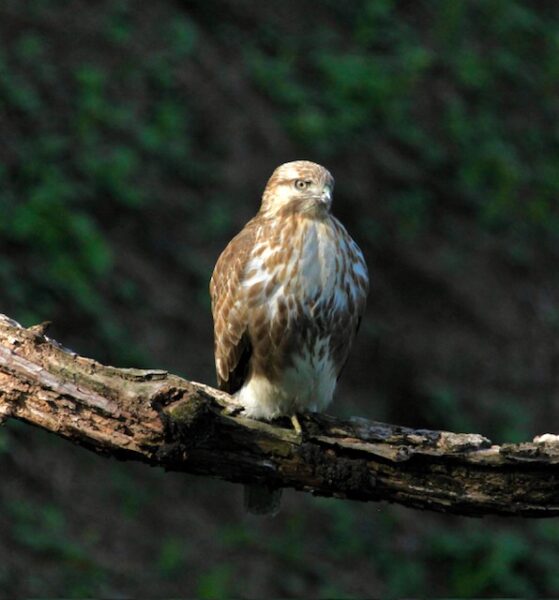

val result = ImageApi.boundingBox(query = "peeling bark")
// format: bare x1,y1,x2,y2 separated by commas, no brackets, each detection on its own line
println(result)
1,313,559,517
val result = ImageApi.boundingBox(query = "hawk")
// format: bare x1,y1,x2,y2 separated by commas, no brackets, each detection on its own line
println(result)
210,160,369,513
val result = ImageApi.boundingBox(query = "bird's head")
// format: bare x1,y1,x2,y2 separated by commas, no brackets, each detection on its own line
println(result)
260,160,334,217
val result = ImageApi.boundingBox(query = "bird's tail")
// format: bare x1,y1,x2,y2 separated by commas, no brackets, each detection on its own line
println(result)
243,484,282,516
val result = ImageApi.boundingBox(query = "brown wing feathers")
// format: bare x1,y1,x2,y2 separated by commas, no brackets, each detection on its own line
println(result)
210,220,258,393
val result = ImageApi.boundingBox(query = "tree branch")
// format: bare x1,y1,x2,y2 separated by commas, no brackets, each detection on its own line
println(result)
1,313,559,517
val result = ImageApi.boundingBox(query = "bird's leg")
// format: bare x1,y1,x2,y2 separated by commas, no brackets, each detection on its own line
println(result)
290,414,303,438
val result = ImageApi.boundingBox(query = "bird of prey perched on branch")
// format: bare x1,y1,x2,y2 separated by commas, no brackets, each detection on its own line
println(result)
210,160,369,514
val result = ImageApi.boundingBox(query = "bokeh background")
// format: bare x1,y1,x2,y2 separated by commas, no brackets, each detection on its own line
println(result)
2,0,559,596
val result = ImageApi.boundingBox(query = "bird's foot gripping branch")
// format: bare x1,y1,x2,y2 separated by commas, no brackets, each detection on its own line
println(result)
2,312,559,517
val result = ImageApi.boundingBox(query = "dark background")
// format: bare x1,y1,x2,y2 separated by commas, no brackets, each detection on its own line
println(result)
2,0,559,596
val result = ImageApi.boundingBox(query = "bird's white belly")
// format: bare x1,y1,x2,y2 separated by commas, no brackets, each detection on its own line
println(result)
237,340,337,420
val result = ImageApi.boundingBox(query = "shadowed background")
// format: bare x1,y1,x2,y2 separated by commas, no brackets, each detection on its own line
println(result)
2,0,559,596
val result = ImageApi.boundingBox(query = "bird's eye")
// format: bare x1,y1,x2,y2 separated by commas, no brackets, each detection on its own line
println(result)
295,179,309,190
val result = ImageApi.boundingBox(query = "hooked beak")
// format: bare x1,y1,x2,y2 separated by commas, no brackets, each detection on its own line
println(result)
320,186,332,207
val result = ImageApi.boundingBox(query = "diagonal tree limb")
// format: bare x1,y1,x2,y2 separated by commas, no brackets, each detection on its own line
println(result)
1,312,559,517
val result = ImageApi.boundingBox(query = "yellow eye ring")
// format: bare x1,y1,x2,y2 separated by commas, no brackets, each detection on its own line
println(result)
295,179,309,190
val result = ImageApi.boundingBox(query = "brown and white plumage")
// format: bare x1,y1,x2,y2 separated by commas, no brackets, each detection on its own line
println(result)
210,160,368,514
210,160,368,424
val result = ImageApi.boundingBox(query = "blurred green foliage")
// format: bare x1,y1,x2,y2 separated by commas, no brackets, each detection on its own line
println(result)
157,537,189,578
0,1,206,364
7,498,108,596
249,0,559,248
2,0,559,597
197,564,234,599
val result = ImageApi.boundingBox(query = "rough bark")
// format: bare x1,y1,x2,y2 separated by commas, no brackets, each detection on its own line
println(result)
1,313,559,517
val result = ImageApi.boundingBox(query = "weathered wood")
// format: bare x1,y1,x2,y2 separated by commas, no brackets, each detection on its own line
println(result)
1,312,559,517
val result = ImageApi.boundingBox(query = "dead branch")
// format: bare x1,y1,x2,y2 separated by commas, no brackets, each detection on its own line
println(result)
1,313,559,517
